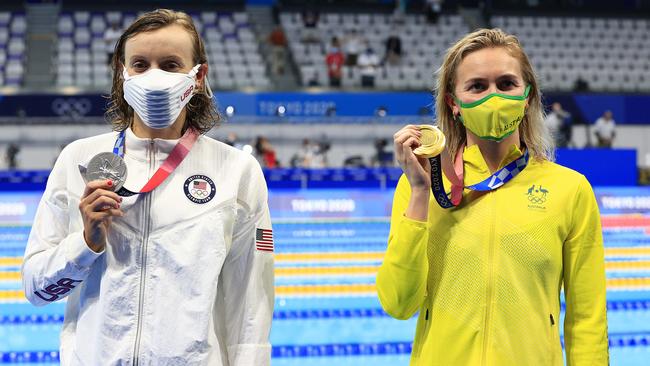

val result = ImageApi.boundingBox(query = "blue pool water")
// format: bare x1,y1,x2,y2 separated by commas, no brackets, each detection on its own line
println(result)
1,189,650,365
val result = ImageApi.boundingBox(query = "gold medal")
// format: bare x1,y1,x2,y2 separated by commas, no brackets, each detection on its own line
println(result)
413,125,445,158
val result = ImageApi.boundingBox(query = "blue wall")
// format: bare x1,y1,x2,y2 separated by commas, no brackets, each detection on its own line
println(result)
555,148,637,186
0,92,649,123
0,148,638,192
215,91,434,117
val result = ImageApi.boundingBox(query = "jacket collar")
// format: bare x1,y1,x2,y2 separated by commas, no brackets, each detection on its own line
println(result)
123,127,180,160
462,143,524,186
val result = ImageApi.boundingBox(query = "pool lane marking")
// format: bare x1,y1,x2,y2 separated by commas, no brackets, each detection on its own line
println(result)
0,272,20,280
276,266,378,276
605,247,650,256
275,252,385,261
3,260,650,280
3,279,650,302
5,247,650,264
0,258,22,266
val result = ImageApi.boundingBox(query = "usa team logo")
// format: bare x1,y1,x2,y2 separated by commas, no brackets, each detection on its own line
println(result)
184,175,216,204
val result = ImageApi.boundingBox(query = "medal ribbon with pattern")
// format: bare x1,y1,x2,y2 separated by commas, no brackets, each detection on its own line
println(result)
429,144,529,209
113,128,199,197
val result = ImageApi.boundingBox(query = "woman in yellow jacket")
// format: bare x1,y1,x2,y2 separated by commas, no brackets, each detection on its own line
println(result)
376,28,609,366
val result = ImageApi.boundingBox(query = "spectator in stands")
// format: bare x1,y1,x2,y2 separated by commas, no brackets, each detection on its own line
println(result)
224,132,243,150
593,110,616,148
379,28,608,365
292,138,327,168
22,10,274,365
255,136,279,168
306,70,321,87
104,21,121,65
573,76,589,92
313,136,330,168
371,138,394,167
384,32,403,66
292,138,315,167
425,0,443,24
358,46,380,88
301,6,320,43
326,37,345,87
5,142,19,169
268,25,287,75
343,29,364,66
301,6,319,28
544,102,572,147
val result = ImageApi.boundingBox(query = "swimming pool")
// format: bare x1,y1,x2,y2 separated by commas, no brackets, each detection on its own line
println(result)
1,188,649,365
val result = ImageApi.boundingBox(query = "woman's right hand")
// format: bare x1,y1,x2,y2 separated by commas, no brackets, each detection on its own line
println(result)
79,180,124,253
394,125,431,190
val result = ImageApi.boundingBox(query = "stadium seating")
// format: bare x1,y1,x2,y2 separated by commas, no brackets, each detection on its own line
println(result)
491,15,650,92
55,11,271,90
2,9,649,93
282,12,465,89
0,11,26,87
283,12,650,92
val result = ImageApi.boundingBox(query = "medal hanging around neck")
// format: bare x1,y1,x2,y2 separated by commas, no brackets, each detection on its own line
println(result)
79,128,199,197
413,125,529,209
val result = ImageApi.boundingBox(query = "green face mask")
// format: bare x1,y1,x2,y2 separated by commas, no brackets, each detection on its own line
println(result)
454,85,531,142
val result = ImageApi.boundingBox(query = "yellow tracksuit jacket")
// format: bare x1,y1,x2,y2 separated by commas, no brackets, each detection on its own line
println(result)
376,144,609,366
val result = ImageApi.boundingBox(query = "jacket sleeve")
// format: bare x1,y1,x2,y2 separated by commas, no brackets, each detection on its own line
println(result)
563,175,609,366
220,157,274,366
21,146,104,306
376,174,430,320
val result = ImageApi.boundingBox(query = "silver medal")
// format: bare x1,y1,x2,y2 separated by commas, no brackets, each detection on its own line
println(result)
84,152,128,191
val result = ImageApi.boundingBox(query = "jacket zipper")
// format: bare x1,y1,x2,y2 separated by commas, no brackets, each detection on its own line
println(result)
132,140,155,365
481,192,497,366
550,313,557,363
412,305,429,359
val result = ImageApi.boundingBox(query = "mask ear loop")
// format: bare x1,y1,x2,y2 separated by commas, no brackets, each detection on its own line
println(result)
204,75,214,98
193,64,214,98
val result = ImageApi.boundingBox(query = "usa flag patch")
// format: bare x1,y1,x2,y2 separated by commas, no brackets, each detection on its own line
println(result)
255,228,274,252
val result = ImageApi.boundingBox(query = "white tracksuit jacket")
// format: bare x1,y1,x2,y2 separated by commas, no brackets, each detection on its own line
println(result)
21,128,274,366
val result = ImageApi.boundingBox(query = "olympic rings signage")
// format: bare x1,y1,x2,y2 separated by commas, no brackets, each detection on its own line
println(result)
51,98,93,118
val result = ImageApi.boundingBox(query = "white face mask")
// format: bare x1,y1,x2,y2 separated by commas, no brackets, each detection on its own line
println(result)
123,64,208,129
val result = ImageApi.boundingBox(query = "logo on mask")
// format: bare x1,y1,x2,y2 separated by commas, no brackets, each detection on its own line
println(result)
184,175,216,204
526,184,548,210
501,114,524,134
181,85,194,102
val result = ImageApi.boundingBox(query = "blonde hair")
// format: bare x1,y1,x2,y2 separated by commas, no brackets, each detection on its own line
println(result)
105,9,220,134
435,28,554,161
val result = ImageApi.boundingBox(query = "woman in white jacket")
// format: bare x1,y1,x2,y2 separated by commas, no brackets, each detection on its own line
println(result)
21,9,274,366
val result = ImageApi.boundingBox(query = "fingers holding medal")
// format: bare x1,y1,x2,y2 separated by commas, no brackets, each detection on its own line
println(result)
412,125,445,158
79,165,126,253
394,124,445,190
394,124,445,158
